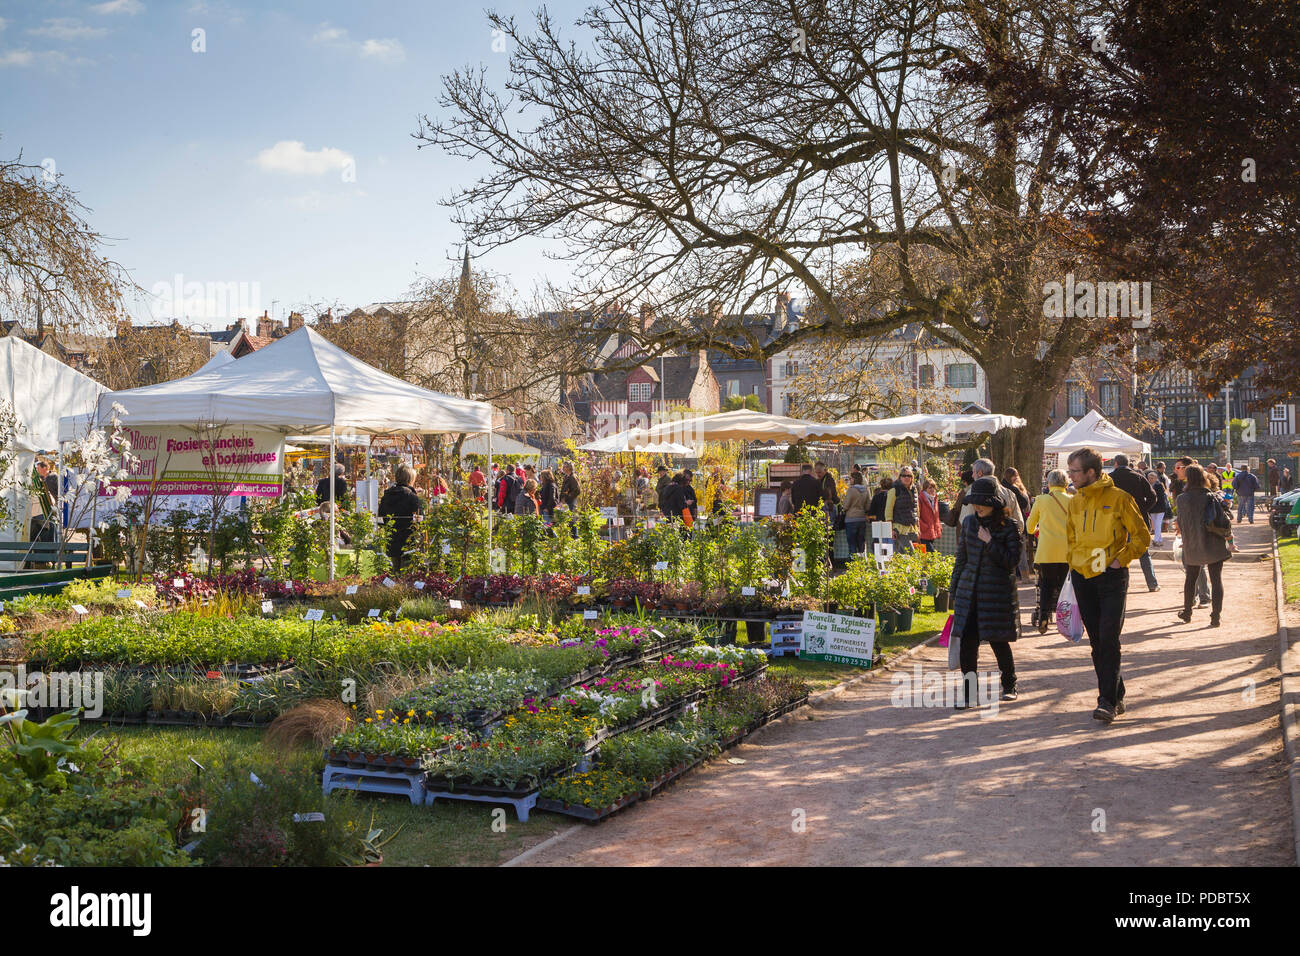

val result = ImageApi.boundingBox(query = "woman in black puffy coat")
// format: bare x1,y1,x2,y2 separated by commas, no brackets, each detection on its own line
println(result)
949,476,1022,707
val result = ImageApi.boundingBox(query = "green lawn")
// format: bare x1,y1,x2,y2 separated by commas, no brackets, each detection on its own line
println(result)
1278,533,1300,604
79,724,568,867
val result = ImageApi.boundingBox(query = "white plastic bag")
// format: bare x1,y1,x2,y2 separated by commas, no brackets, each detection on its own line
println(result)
1056,574,1084,643
1172,535,1183,565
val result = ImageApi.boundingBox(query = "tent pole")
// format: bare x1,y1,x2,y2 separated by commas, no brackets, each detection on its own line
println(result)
328,426,336,581
55,443,64,564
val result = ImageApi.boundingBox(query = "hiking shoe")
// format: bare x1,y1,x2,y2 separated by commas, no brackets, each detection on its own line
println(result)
1115,700,1126,716
1092,702,1116,724
1177,608,1192,623
1037,618,1049,634
1148,584,1160,592
1001,686,1019,701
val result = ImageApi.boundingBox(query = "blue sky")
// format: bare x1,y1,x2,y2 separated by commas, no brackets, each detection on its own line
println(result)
0,0,580,327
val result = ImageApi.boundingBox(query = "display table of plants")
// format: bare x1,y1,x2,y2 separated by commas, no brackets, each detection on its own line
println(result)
323,642,807,822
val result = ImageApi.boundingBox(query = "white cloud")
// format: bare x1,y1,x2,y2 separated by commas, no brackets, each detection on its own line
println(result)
311,22,347,44
255,140,354,176
360,38,404,63
312,23,404,64
29,18,108,40
91,0,144,14
0,48,76,68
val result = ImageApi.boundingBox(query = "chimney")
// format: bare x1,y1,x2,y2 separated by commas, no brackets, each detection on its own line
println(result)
288,311,305,332
708,300,723,327
638,304,655,333
257,310,272,338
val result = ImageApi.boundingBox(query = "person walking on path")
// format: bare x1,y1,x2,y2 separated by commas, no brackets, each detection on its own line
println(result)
1110,453,1160,592
1173,463,1230,628
842,472,869,555
1231,465,1259,524
917,477,942,551
1145,469,1171,545
949,476,1022,708
377,463,423,572
1154,460,1171,490
1025,469,1073,634
1266,458,1280,497
884,466,920,553
958,459,1024,531
1065,447,1151,725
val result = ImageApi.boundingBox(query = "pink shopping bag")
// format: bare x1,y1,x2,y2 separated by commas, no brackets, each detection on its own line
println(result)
936,613,954,647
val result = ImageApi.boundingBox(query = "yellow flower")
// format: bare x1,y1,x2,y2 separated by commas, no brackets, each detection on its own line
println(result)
403,718,410,724
364,717,372,723
407,709,415,717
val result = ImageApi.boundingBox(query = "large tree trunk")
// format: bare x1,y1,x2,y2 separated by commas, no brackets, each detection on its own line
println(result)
985,356,1061,493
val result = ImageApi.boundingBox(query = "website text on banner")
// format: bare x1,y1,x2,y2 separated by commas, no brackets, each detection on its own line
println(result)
111,427,285,497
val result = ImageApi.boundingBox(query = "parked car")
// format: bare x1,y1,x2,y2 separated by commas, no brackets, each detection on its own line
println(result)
1269,488,1300,532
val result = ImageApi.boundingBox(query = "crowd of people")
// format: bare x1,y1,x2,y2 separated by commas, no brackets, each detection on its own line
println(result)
938,447,1261,723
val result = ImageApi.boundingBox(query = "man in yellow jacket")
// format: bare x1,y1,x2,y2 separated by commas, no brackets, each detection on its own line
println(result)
1065,447,1152,726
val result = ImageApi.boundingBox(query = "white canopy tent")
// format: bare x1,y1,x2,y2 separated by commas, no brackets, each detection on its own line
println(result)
1042,409,1151,465
0,337,107,553
1045,416,1077,444
67,327,495,578
580,428,694,456
815,412,1028,443
627,409,842,447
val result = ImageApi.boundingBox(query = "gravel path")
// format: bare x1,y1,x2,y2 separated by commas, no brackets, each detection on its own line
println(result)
519,522,1294,866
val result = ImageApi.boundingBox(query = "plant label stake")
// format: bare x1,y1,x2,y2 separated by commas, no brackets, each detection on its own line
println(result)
261,600,273,615
339,600,356,611
134,599,147,610
292,812,326,823
654,561,668,571
741,586,756,596
71,604,88,617
345,584,359,595
583,610,598,620
382,577,396,588
172,578,184,589
413,581,426,590
115,588,131,600
576,585,591,596
368,608,381,618
303,608,325,622
449,599,463,610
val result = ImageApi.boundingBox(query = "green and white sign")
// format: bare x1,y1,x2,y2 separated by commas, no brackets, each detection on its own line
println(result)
800,610,876,667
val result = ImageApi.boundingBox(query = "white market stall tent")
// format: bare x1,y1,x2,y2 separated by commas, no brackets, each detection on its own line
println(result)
627,409,843,447
67,327,495,578
1042,409,1151,465
580,427,694,456
815,412,1028,443
0,337,107,555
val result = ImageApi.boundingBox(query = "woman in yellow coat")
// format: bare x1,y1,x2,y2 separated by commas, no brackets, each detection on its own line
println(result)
1025,469,1074,633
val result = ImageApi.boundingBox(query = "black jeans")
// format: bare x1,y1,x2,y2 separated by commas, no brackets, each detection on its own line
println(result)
1070,567,1128,707
958,614,1016,697
1036,562,1069,622
1183,560,1224,618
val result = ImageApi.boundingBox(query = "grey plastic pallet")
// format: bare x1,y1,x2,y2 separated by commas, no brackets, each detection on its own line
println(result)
322,763,425,805
424,787,539,822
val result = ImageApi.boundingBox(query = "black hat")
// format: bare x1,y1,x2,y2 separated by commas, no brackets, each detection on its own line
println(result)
966,476,1004,509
